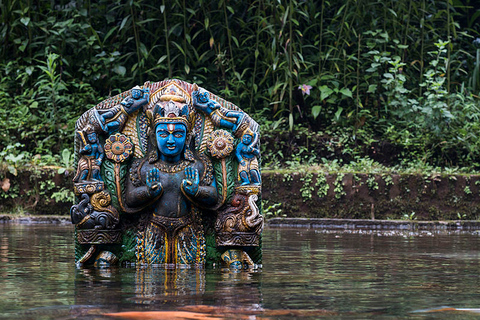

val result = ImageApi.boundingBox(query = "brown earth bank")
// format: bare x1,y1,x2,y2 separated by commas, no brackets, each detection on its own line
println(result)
1,167,480,221
263,171,480,221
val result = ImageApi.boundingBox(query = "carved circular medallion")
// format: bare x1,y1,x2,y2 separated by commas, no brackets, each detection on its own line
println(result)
207,130,234,159
111,141,124,155
105,133,133,163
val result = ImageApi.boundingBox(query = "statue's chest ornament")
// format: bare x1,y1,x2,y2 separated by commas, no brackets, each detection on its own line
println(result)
154,159,191,173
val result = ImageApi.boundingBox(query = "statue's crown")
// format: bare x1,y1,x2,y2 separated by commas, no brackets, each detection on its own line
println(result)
152,101,191,129
84,124,95,134
147,82,194,130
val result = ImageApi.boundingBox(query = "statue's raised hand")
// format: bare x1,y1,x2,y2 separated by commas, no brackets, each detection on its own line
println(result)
182,167,199,196
146,168,162,197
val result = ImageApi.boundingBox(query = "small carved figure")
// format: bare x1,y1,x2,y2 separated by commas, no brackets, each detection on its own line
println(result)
98,86,150,134
221,248,255,269
73,126,104,182
70,194,117,230
192,89,245,133
236,129,261,185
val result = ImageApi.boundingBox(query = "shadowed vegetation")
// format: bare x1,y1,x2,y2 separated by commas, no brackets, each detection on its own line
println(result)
1,0,480,172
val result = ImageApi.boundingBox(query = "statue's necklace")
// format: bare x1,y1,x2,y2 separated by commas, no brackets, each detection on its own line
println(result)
154,159,192,173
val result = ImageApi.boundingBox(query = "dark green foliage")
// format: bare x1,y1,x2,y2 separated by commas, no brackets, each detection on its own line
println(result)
119,229,137,263
205,233,222,265
2,0,480,169
201,209,222,264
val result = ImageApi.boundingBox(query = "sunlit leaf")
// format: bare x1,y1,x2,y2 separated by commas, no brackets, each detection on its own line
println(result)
20,17,30,26
339,88,353,98
319,85,334,101
120,16,130,30
157,55,168,64
312,105,322,119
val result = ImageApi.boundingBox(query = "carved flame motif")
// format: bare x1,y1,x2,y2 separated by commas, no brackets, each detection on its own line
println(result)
214,189,263,247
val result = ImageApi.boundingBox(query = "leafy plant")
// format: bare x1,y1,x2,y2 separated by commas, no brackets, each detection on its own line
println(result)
0,143,30,176
58,148,74,174
402,212,417,221
333,174,346,200
263,200,284,219
300,172,315,201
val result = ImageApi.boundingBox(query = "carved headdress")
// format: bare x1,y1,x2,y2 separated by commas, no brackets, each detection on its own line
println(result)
147,82,196,163
147,82,194,131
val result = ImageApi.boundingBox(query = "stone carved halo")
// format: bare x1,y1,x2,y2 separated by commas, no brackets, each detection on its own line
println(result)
147,82,192,112
207,130,234,159
104,133,134,163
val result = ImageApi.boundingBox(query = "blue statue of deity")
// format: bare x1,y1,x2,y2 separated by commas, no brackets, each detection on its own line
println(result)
71,80,263,268
73,126,104,182
125,99,218,265
236,129,261,185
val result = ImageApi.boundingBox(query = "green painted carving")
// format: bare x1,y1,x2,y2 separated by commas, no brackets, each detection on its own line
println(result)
119,229,137,263
101,160,119,208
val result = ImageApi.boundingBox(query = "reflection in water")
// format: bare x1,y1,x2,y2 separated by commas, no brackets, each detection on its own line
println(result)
73,263,263,315
0,235,9,280
134,267,206,302
3,224,480,319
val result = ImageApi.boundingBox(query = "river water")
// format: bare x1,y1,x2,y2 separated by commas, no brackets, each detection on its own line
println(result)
1,223,480,319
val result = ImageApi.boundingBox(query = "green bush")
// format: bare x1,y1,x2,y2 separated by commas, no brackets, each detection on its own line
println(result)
1,0,480,170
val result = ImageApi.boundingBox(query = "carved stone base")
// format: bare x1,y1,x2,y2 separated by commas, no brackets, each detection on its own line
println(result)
216,231,261,247
74,181,104,195
215,191,263,247
77,229,122,244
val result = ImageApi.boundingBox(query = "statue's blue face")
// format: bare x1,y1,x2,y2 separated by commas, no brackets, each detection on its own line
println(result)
242,134,253,145
132,89,142,99
155,123,187,162
87,132,97,143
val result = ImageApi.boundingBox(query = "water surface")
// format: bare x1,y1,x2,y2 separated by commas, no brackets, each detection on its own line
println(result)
1,223,480,319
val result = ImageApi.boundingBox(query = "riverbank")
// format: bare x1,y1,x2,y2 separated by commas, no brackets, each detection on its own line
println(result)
3,214,480,233
0,214,70,224
267,217,480,231
262,169,480,221
2,166,480,221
